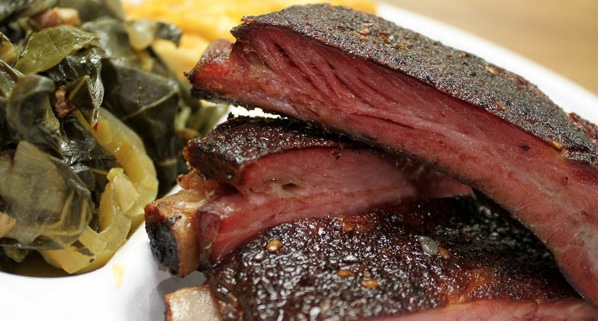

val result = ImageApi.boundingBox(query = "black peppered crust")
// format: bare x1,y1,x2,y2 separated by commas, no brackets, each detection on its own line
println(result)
234,4,597,167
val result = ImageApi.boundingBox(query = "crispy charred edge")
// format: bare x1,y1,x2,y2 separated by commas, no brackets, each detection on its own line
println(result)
184,115,367,181
570,113,598,142
227,4,598,167
205,195,583,321
144,174,216,277
148,115,419,277
186,8,598,305
164,290,596,321
388,299,598,321
145,200,184,276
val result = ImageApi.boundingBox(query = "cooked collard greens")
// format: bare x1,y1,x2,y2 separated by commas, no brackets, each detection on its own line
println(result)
0,0,223,274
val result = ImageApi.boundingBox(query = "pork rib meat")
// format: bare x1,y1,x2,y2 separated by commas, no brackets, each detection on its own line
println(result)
205,196,598,320
145,116,470,276
187,4,598,304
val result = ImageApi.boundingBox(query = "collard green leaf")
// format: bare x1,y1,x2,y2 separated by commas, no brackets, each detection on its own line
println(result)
82,17,136,61
0,104,9,149
0,32,17,66
0,0,56,25
0,61,21,150
0,140,92,249
154,21,182,45
124,20,182,50
0,60,20,98
0,0,220,271
15,25,97,74
58,0,125,22
6,74,62,157
60,114,117,207
46,46,104,124
64,75,102,124
101,59,179,194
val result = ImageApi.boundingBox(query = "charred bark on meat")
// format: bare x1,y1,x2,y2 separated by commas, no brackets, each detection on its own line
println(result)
145,116,471,276
206,196,596,320
187,4,598,304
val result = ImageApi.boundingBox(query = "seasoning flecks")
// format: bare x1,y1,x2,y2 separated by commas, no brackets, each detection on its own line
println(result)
266,239,283,252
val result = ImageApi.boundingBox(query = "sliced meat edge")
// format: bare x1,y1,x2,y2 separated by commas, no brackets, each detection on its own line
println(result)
187,4,598,304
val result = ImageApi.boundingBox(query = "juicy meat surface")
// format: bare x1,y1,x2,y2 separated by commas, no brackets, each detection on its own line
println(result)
187,4,598,304
145,116,471,276
206,196,598,321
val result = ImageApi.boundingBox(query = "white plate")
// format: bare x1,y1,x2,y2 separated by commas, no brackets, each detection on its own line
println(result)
1,3,597,321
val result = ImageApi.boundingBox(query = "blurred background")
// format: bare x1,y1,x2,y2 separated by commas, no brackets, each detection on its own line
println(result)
385,0,598,95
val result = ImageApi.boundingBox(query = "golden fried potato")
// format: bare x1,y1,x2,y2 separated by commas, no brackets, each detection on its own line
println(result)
124,0,376,77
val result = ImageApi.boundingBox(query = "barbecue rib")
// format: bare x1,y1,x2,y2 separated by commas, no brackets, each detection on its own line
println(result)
145,116,471,276
203,196,598,320
187,4,598,304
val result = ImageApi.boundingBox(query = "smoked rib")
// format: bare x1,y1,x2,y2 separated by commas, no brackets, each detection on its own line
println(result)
145,116,470,276
187,4,598,304
205,196,598,320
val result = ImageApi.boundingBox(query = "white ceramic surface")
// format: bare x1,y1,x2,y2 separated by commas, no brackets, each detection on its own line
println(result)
1,3,597,321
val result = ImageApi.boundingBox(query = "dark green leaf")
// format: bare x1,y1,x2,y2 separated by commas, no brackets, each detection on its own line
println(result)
6,74,62,156
46,46,104,124
58,0,125,22
124,20,182,50
60,113,117,207
0,0,222,268
0,32,17,65
82,18,136,61
0,61,21,150
154,21,182,45
0,0,56,25
101,59,179,194
0,59,21,98
0,140,92,249
15,25,97,74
